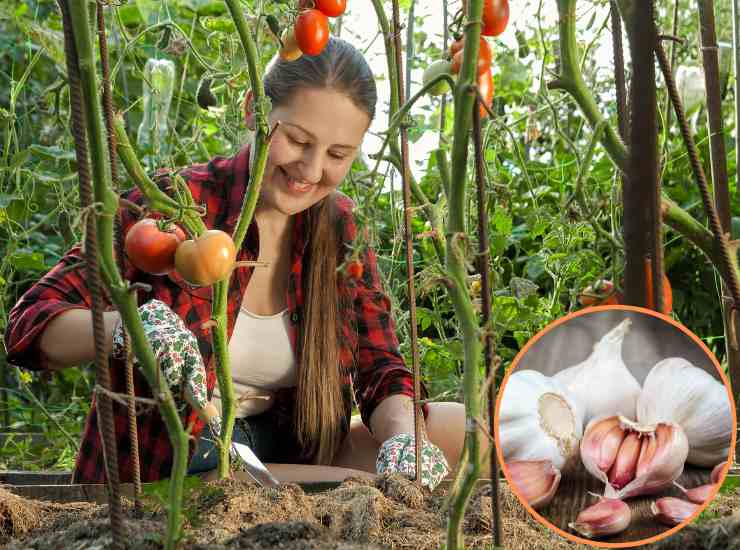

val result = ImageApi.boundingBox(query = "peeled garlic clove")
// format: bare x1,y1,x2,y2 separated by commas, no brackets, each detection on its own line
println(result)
554,319,641,424
676,482,717,505
506,459,561,510
499,370,584,471
637,357,732,467
651,497,699,526
569,497,631,539
608,432,641,489
617,421,689,499
710,461,728,484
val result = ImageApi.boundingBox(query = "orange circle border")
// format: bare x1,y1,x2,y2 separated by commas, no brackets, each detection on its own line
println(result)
493,304,738,548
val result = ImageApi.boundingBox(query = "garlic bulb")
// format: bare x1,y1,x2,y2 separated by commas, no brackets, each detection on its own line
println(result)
637,357,732,467
499,370,584,471
554,319,641,424
580,415,688,499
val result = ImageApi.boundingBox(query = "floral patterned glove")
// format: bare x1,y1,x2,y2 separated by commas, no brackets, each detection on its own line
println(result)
376,433,450,490
111,299,208,414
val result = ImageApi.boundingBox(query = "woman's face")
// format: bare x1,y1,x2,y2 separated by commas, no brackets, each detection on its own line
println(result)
252,87,370,218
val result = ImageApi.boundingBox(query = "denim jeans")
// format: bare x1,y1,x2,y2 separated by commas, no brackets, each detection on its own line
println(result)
187,411,307,474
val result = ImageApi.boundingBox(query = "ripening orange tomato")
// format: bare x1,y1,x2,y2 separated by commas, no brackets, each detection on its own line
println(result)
174,230,236,286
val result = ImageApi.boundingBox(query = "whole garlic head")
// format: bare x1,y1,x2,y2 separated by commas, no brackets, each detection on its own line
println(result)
554,318,642,424
637,357,732,467
499,370,584,471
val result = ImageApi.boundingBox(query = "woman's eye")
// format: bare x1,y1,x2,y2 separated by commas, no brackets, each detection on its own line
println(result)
288,135,308,146
329,152,347,160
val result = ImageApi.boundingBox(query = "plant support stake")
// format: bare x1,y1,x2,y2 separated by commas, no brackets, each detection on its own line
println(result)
390,0,423,483
58,1,124,547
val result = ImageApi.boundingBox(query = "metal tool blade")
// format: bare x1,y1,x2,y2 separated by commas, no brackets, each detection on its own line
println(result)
231,441,280,487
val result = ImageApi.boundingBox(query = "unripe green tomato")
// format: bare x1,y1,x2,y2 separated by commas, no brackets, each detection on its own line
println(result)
423,60,454,96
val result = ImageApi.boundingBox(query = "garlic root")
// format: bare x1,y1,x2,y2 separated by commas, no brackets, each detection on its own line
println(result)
569,497,631,539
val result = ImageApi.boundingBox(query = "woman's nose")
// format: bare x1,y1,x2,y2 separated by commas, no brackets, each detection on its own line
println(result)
299,148,323,184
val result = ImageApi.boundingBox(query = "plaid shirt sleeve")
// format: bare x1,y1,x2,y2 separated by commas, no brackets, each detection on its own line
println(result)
4,186,150,372
335,195,429,430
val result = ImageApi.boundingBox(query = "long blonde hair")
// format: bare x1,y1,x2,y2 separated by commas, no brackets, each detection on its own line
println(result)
294,195,352,464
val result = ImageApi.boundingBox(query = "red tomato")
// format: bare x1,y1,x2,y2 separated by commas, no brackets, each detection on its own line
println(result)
294,9,330,56
451,37,492,76
315,0,347,17
124,218,186,275
174,229,237,286
482,0,510,37
347,260,364,280
478,69,494,118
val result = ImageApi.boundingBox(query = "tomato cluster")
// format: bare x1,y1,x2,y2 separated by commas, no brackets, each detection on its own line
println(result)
125,219,237,287
422,0,509,117
280,0,347,61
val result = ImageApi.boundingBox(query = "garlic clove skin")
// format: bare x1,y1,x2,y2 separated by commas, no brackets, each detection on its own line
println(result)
569,497,631,539
554,318,642,424
499,370,584,471
637,357,732,467
506,459,561,510
710,461,728,484
581,416,689,500
608,432,641,489
616,420,689,499
651,497,700,526
580,415,627,489
674,482,717,505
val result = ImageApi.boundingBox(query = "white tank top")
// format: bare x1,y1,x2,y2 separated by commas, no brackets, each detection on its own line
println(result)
211,307,297,418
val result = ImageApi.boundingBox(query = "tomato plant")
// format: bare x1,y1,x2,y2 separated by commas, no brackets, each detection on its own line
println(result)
450,37,492,77
482,0,510,37
174,229,237,286
279,28,303,61
294,9,330,56
478,69,494,118
315,0,347,17
124,218,186,275
423,59,453,96
347,260,364,280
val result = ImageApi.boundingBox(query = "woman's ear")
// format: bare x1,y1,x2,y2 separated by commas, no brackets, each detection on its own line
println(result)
243,90,255,130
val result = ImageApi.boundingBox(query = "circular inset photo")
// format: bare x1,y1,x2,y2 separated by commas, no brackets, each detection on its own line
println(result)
494,305,737,547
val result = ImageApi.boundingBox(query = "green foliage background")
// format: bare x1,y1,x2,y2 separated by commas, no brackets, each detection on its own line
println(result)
0,0,736,472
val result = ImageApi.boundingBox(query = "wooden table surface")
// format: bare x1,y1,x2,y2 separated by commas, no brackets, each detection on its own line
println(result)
535,460,713,543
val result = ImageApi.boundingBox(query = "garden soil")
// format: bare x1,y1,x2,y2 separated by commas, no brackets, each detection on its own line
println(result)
1,474,738,549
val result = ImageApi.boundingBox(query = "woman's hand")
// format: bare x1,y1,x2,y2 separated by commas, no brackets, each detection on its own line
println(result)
111,299,208,414
376,432,449,490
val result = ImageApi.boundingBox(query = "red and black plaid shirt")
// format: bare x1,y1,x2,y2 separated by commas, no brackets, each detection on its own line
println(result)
4,144,427,483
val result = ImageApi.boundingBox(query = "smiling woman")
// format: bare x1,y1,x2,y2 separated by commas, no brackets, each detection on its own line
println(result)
4,37,482,490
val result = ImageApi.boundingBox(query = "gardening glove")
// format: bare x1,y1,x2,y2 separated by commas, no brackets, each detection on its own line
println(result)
376,432,449,490
111,299,210,421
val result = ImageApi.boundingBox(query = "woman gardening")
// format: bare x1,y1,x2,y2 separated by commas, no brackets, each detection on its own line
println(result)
4,38,476,489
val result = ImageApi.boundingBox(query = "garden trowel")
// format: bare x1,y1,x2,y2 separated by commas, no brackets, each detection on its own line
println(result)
231,440,280,488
